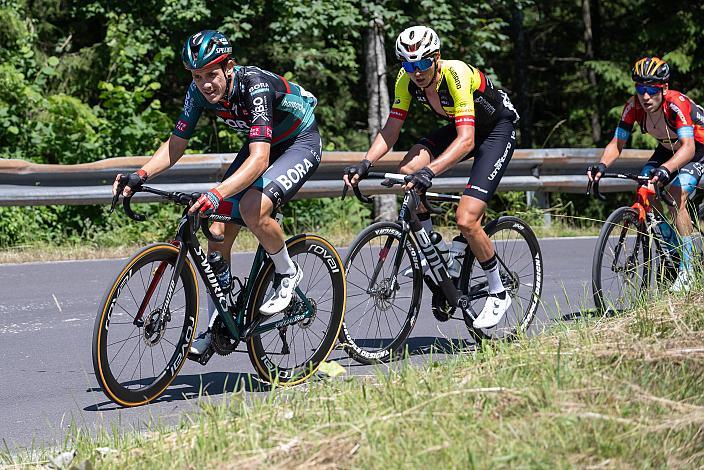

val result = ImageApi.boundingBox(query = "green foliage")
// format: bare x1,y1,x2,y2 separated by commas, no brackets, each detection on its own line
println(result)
283,197,372,235
0,0,703,243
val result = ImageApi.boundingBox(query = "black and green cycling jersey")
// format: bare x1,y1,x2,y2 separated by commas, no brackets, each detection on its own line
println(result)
173,65,317,146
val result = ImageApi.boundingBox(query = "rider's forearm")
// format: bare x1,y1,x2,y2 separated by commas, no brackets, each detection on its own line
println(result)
215,150,269,198
427,137,473,175
600,138,624,168
662,138,695,173
364,120,402,164
141,135,188,179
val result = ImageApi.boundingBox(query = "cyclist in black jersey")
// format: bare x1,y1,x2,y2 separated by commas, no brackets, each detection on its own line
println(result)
343,25,520,329
112,30,321,355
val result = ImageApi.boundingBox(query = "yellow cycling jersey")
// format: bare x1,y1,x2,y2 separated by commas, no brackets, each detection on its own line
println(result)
389,59,519,137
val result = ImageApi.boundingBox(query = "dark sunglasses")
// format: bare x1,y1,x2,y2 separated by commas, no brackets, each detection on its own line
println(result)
635,84,663,96
401,58,434,73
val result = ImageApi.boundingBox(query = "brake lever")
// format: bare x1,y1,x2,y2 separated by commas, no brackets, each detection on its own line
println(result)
353,184,373,204
419,192,443,214
655,184,677,208
123,193,146,221
201,219,225,242
342,184,349,200
110,174,128,214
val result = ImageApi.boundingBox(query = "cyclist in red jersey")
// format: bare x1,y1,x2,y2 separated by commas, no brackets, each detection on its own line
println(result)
588,56,704,292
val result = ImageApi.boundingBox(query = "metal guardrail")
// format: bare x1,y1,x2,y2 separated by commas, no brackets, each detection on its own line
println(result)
0,149,651,206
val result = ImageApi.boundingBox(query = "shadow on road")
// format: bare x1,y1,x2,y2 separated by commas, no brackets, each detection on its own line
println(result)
558,308,620,322
405,336,476,356
84,371,269,411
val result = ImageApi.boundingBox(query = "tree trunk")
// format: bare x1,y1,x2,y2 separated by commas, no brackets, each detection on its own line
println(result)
582,0,601,144
365,16,396,221
510,3,532,147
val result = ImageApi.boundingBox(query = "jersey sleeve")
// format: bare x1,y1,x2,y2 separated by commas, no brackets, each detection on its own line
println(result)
172,82,204,139
666,94,695,140
241,72,275,143
615,97,637,141
446,62,477,127
389,68,412,121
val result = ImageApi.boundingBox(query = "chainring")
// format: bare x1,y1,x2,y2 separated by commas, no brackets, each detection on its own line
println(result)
431,291,455,322
211,316,238,356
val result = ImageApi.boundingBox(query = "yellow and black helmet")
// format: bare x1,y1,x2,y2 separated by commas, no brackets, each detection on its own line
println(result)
631,56,670,84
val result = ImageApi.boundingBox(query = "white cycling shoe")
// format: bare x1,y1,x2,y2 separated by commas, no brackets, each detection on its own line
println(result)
260,263,303,315
473,291,512,329
670,268,694,293
189,329,212,355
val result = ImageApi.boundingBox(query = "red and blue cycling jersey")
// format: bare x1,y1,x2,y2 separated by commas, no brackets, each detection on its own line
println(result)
173,65,317,146
615,90,704,148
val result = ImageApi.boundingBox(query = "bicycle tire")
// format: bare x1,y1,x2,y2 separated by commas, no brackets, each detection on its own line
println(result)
462,216,543,341
592,207,650,314
92,243,198,407
338,221,423,365
247,234,346,385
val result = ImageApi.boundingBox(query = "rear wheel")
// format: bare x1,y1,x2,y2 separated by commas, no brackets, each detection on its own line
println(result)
92,243,198,407
247,235,346,385
462,216,543,341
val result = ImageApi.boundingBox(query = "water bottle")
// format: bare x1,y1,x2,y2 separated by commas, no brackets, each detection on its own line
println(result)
208,251,232,292
447,234,467,278
429,231,451,270
658,221,679,256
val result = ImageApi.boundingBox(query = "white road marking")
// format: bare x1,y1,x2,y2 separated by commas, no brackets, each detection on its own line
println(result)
52,294,63,313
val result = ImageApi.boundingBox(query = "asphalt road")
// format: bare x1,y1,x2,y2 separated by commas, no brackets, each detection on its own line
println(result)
0,237,596,449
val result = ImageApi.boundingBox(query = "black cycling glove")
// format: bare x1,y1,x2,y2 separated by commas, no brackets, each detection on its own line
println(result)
588,162,607,179
649,166,672,186
344,159,371,182
404,167,435,194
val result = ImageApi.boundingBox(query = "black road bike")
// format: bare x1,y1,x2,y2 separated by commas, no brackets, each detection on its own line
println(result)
92,181,346,406
339,172,543,364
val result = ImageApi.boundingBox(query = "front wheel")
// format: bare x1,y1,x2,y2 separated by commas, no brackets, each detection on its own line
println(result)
247,234,346,385
92,243,199,407
592,207,652,313
462,216,543,341
339,221,423,365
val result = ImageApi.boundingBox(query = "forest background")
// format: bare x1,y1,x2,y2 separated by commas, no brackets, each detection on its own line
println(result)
0,0,702,248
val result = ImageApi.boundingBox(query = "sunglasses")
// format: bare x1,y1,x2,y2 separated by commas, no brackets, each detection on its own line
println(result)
402,58,434,73
635,84,663,96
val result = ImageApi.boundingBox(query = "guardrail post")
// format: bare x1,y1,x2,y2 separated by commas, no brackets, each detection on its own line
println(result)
527,190,552,227
374,194,398,222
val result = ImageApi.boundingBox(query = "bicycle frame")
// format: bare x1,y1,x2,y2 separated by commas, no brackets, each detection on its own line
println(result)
133,207,315,346
590,172,679,272
369,188,471,311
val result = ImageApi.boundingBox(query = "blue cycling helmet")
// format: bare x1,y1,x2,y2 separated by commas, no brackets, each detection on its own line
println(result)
181,30,232,70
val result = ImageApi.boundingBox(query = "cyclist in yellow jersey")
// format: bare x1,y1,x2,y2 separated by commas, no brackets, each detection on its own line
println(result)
344,25,520,329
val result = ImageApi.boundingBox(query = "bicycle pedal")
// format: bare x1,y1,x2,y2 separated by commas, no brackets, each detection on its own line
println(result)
187,346,214,366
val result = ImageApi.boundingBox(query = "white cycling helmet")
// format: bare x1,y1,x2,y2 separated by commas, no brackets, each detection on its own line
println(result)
395,26,440,62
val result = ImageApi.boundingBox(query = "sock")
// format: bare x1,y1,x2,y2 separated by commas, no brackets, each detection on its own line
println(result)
269,245,296,275
680,235,694,272
479,254,505,294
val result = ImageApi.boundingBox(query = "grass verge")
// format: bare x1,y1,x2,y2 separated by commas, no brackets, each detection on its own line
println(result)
4,291,703,468
0,221,599,264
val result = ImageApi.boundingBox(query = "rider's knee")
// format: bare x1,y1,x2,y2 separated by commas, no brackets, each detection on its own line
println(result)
239,190,272,230
456,210,483,234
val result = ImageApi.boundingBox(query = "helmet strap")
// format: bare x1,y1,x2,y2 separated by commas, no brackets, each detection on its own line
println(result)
221,61,235,102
